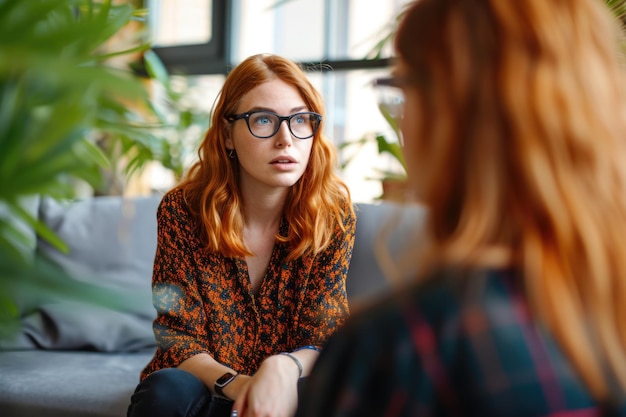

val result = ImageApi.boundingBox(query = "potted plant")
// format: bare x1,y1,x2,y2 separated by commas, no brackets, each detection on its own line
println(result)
0,0,161,336
138,50,211,183
341,99,408,202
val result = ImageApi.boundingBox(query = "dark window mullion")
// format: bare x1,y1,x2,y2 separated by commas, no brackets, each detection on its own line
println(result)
151,0,230,75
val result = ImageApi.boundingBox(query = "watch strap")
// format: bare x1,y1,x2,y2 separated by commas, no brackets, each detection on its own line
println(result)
214,372,238,399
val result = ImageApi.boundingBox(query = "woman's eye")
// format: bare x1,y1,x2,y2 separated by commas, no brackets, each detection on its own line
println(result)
252,114,274,125
293,115,305,124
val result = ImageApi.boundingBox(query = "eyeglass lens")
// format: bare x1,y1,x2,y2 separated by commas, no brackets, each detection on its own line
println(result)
376,85,404,121
247,112,320,139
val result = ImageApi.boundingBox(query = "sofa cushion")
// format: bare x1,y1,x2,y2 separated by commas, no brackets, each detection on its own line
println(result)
347,202,426,307
0,349,154,417
36,196,159,299
2,195,161,352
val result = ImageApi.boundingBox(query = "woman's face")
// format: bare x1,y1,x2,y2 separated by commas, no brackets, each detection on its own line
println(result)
226,79,314,195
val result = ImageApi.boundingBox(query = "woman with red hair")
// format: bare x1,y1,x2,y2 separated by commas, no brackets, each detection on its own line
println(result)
128,53,355,417
297,0,626,415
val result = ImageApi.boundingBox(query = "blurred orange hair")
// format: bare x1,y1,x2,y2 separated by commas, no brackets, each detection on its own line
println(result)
175,54,352,261
396,0,626,399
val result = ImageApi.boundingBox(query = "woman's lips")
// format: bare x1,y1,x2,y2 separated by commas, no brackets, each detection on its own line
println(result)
270,156,297,171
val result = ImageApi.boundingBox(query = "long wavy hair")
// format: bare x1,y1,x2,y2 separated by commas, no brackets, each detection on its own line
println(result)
396,0,626,399
175,54,352,261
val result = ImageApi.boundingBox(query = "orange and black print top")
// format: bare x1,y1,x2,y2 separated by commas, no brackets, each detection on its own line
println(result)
140,188,356,379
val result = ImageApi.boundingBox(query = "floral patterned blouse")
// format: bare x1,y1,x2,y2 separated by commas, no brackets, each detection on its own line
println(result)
140,189,356,379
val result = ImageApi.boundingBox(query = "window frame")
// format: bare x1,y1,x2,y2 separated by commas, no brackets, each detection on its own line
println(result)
148,0,393,75
149,0,230,75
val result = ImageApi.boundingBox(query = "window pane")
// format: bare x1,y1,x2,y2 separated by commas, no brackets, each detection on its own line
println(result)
308,69,404,203
226,1,412,202
148,0,213,47
230,0,411,63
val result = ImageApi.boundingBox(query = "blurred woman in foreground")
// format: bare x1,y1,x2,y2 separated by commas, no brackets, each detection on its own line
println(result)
297,0,626,415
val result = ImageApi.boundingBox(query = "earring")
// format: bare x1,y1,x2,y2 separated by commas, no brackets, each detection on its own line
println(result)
227,149,236,159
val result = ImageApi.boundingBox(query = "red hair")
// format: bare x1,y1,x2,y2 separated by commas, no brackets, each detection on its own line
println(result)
396,0,626,399
174,54,352,261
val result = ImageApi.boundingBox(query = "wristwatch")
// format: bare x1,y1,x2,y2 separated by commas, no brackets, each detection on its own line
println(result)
214,372,238,399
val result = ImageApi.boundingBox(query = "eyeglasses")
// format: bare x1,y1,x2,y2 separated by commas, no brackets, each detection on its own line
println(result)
227,110,322,139
373,77,405,121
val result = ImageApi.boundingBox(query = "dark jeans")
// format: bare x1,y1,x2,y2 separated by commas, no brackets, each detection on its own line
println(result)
127,368,234,417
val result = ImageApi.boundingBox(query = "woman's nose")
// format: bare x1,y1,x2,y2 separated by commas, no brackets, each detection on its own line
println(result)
274,120,293,147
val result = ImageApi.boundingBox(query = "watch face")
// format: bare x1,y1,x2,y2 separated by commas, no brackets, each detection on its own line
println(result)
216,372,236,387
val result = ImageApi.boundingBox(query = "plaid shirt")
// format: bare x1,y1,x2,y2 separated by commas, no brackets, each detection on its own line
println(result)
297,268,625,417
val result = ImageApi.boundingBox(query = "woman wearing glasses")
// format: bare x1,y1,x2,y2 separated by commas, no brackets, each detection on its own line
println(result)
127,53,355,417
297,0,626,416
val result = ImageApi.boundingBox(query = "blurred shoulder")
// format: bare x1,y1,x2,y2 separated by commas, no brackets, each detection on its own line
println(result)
340,267,520,340
412,266,520,313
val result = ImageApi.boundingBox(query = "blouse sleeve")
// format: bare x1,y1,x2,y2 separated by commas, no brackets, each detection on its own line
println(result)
149,191,211,369
291,203,357,349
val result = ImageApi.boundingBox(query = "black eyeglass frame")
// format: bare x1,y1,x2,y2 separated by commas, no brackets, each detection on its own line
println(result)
227,110,323,139
372,75,415,89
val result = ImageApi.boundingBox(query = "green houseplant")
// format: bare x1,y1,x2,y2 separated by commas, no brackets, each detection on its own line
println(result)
340,102,407,201
374,103,408,202
139,49,211,182
338,5,409,202
342,0,626,202
0,0,163,337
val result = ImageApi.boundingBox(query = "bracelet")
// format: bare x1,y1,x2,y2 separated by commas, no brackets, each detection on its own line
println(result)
280,352,303,378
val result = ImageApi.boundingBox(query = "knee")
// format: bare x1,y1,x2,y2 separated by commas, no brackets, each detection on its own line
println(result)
128,368,209,417
142,368,207,399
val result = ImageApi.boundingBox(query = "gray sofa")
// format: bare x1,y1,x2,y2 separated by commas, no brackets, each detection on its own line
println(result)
0,194,424,417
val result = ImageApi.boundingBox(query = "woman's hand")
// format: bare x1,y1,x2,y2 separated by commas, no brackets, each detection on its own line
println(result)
231,355,300,417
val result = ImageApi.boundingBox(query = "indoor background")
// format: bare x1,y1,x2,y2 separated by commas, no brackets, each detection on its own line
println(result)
143,0,412,203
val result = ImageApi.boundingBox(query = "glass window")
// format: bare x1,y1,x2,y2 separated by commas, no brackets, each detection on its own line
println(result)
228,0,411,202
230,0,409,62
308,69,404,203
146,0,226,74
147,0,213,47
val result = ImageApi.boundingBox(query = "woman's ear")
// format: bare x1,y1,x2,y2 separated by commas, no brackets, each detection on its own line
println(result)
224,121,234,150
225,135,234,151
